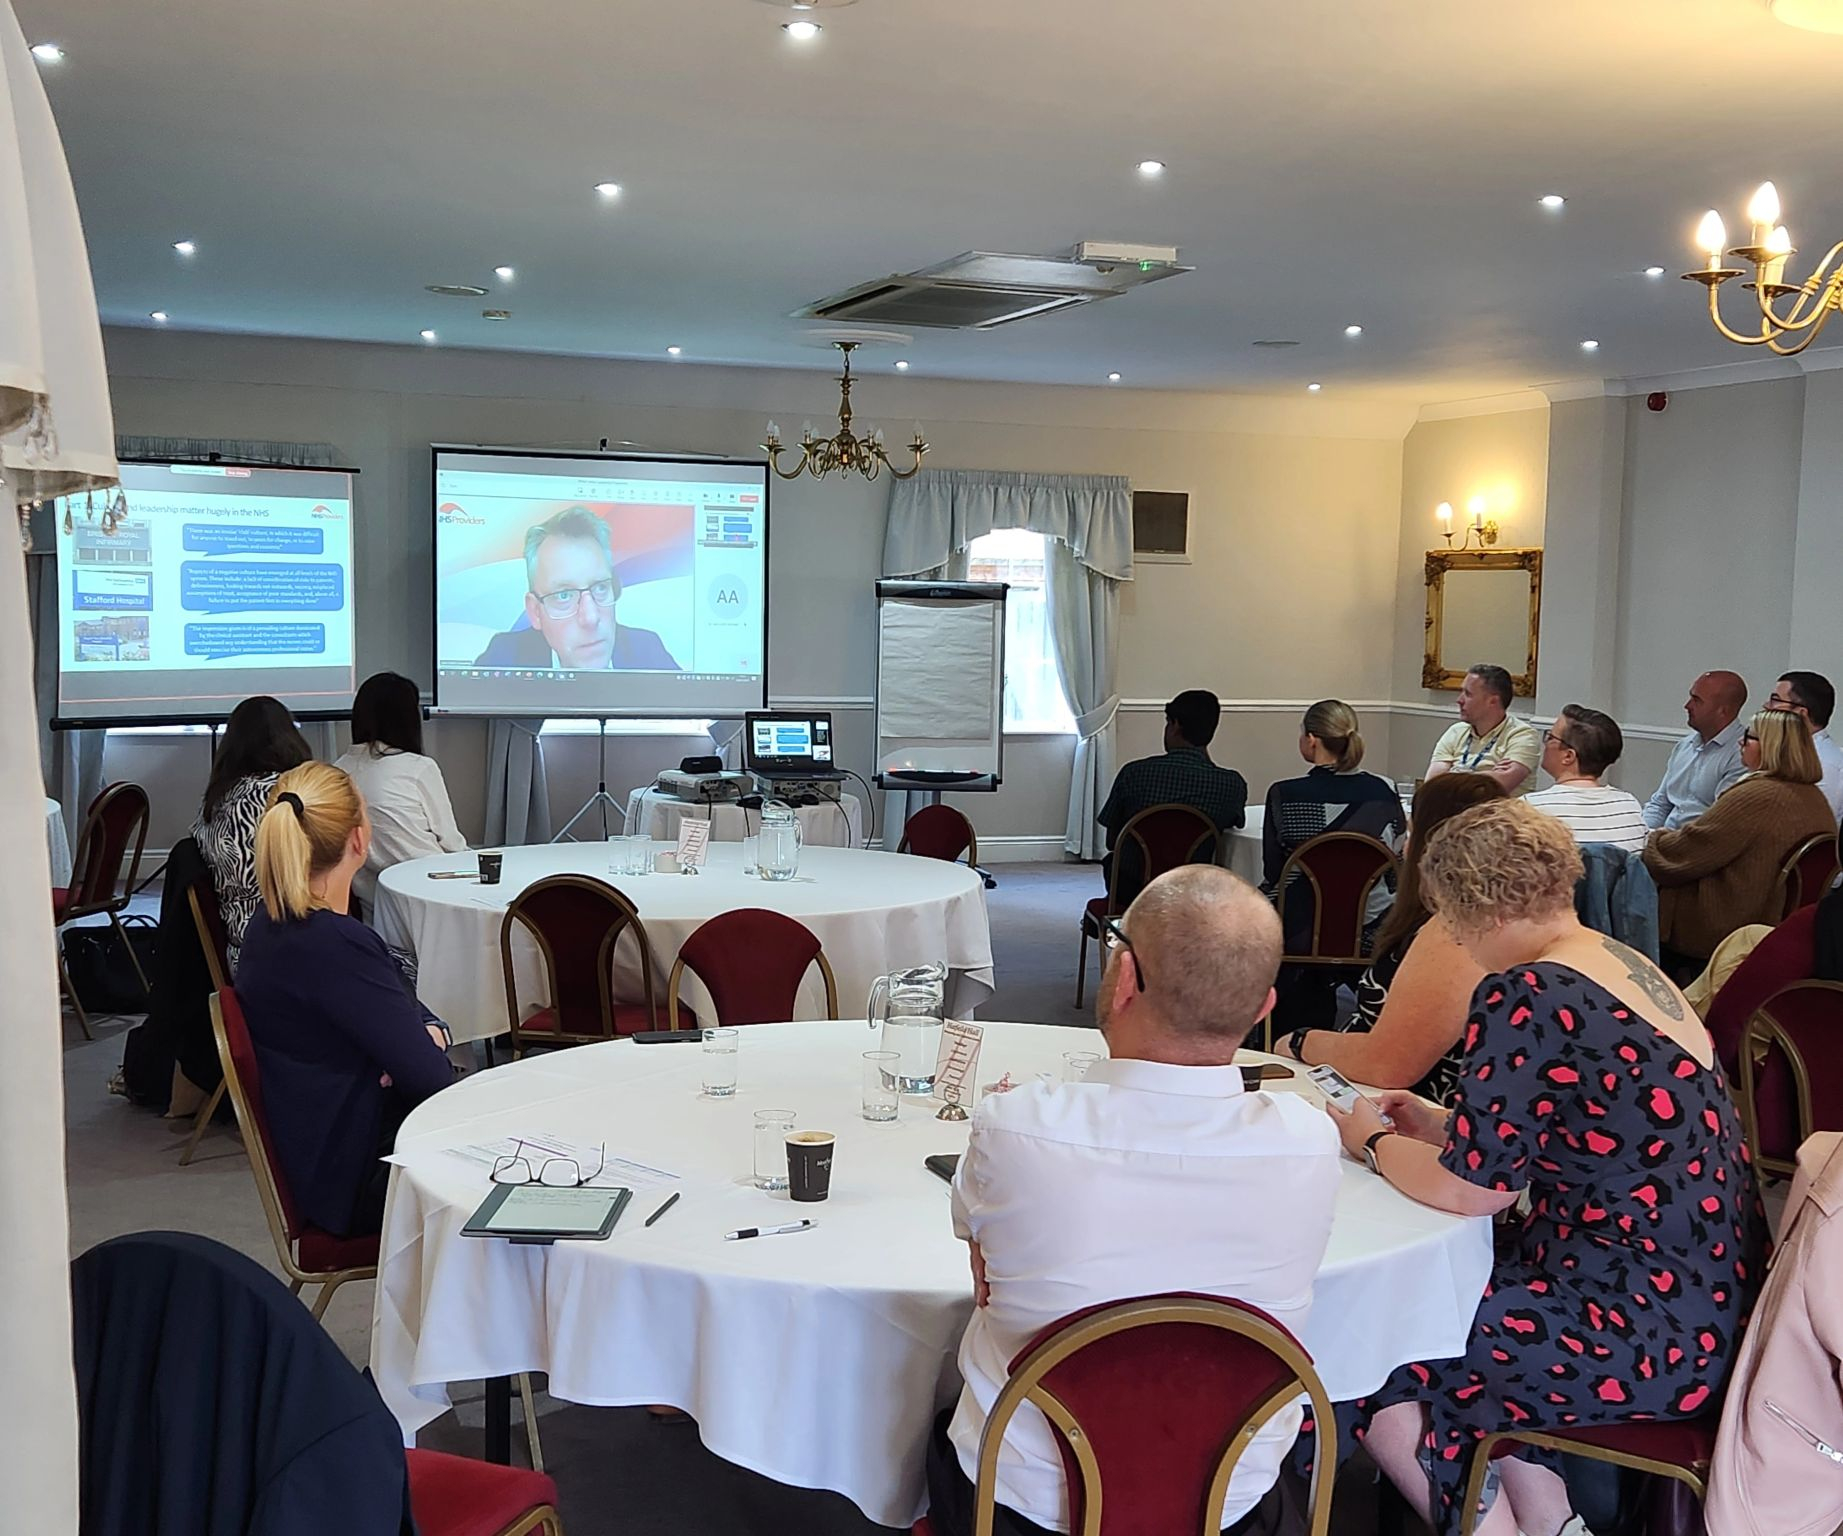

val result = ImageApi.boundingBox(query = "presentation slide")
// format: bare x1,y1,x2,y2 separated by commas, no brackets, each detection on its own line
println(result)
54,461,357,725
432,448,768,717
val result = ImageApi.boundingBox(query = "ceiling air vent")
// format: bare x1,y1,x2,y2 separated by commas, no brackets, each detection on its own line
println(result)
1132,490,1190,563
798,246,1189,331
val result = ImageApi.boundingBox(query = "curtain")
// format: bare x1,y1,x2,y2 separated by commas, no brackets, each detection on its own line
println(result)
114,435,338,468
485,720,551,846
884,468,1132,858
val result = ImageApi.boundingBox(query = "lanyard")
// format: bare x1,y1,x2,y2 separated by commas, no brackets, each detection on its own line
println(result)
1457,722,1509,771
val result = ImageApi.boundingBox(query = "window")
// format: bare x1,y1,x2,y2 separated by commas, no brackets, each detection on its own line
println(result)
966,529,1075,734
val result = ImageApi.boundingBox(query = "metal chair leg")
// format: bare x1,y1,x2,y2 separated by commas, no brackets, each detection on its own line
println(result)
110,909,152,997
178,1081,227,1166
58,948,92,1039
517,1372,545,1472
1074,926,1090,1008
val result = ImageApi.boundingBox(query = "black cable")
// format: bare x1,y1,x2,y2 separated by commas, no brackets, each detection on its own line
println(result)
841,768,877,849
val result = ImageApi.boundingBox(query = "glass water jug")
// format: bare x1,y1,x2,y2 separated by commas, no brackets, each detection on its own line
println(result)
866,961,947,1094
757,800,803,881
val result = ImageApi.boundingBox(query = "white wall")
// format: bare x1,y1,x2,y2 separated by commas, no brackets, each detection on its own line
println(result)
94,328,1412,853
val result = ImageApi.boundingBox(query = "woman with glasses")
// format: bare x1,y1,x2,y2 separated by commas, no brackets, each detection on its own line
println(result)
332,671,467,910
236,762,455,1239
1522,704,1648,852
1644,709,1835,962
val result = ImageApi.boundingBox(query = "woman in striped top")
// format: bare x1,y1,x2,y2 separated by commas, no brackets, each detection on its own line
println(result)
1522,703,1649,853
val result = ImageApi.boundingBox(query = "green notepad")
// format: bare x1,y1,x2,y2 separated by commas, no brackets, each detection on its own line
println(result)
462,1184,633,1244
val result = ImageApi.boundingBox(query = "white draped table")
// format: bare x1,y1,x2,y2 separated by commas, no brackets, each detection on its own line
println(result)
623,786,864,850
372,843,994,1045
371,1020,1493,1528
44,796,70,887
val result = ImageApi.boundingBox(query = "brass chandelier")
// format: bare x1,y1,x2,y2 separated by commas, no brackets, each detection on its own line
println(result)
763,341,928,481
1683,181,1843,355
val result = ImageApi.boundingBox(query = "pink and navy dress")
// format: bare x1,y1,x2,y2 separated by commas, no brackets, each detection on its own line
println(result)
1355,961,1765,1535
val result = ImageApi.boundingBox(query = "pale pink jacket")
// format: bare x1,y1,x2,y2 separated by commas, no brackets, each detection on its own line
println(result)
1706,1133,1843,1536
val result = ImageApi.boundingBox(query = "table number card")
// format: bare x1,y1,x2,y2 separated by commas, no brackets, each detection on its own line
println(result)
934,1020,983,1110
675,816,712,869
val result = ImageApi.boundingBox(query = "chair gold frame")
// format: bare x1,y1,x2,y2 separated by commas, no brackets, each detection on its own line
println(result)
499,874,663,1058
1421,547,1543,695
897,806,980,866
55,781,153,1038
1458,1425,1709,1536
208,993,375,1321
1075,803,1220,1008
1268,831,1400,1051
490,1510,563,1536
1773,830,1840,922
1736,977,1843,1181
178,884,235,1167
968,1295,1337,1536
665,942,839,1028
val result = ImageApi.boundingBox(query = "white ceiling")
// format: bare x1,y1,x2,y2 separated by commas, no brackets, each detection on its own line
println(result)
20,0,1843,403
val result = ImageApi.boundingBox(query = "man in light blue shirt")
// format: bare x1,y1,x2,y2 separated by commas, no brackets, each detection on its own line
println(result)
1767,671,1843,824
1643,670,1749,830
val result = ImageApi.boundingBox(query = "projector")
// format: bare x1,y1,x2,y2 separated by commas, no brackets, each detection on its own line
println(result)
656,770,751,802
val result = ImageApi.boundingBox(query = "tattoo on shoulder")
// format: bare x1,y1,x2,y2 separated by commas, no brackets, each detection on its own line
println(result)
1600,936,1684,1021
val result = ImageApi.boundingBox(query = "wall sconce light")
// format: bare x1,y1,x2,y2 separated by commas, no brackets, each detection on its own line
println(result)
1436,498,1499,549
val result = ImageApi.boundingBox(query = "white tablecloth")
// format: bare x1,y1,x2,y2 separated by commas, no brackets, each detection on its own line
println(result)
624,787,864,850
371,1021,1493,1527
1228,805,1265,887
45,797,71,888
372,843,994,1045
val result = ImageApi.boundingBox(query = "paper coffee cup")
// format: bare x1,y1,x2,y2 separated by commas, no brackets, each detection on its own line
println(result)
477,851,503,885
785,1130,835,1203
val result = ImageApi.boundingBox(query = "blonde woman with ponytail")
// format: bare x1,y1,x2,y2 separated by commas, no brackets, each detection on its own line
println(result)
1264,700,1409,1033
236,763,455,1239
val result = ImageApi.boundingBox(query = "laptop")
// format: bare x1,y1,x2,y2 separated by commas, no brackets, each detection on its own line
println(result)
745,711,845,780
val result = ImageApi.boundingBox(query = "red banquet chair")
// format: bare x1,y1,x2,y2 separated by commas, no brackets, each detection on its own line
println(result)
407,1449,563,1536
913,1293,1336,1536
208,987,377,1320
1075,804,1220,1007
499,874,668,1057
898,805,979,866
1775,830,1840,922
1737,977,1843,1180
666,908,839,1028
1267,831,1400,1051
53,780,153,1038
1458,1418,1720,1536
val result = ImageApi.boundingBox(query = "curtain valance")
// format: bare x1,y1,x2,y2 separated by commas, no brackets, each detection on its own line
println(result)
883,468,1134,582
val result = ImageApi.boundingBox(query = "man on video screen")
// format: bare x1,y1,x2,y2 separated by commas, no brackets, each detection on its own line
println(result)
474,506,680,671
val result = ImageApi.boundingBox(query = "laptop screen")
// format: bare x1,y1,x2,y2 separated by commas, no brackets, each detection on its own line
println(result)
746,712,835,774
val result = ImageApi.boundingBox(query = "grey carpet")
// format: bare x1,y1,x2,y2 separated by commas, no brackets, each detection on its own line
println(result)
61,865,1386,1534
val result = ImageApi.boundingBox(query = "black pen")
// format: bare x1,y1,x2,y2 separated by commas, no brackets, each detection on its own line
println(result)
644,1192,681,1228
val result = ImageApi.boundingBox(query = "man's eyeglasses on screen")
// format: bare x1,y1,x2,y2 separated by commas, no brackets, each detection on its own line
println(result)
533,580,617,619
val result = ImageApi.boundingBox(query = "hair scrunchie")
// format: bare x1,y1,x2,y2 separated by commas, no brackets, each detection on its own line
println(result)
276,791,306,819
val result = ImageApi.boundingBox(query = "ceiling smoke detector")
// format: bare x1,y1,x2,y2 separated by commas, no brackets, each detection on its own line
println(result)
426,283,489,298
1252,339,1301,348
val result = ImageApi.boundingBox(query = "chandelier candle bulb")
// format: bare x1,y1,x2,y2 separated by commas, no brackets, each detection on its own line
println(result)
1436,501,1453,530
1747,182,1782,247
1697,210,1728,268
1764,225,1794,288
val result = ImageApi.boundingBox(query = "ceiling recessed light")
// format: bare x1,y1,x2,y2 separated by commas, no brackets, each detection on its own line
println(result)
494,265,515,281
1136,159,1166,178
1344,324,1363,338
419,329,437,343
173,239,197,256
594,181,622,198
30,42,63,63
666,345,683,356
1307,382,1323,392
1538,194,1566,210
894,359,910,370
1644,265,1667,278
784,19,822,38
482,309,511,321
1107,372,1122,383
425,282,489,298
149,311,168,323
1580,338,1600,351
1771,0,1843,34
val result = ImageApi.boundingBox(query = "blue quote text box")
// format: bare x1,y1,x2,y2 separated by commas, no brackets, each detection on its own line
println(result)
183,523,325,556
179,561,345,614
183,623,327,659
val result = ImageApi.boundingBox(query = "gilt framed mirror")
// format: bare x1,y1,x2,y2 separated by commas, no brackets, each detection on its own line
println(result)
1422,548,1542,694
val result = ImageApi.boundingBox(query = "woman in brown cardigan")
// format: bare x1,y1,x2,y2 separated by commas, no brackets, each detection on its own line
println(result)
1644,709,1835,959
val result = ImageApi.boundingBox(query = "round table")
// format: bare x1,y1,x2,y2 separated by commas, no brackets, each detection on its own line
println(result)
45,796,72,887
372,843,995,1045
624,786,864,850
370,1021,1493,1528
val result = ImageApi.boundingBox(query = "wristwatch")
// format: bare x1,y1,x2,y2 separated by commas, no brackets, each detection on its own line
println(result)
1284,1027,1311,1062
1361,1129,1396,1175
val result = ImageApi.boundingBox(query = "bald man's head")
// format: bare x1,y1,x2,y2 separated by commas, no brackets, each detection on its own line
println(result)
1687,670,1747,739
1099,865,1282,1058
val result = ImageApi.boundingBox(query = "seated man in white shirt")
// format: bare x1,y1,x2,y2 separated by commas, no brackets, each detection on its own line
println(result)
1425,663,1541,795
927,866,1341,1536
1523,704,1649,852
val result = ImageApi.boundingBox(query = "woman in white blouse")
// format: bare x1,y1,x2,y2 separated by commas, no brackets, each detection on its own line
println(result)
332,672,467,906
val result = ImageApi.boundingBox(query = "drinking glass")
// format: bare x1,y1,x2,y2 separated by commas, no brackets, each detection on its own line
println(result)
625,834,652,878
741,835,759,876
701,1027,739,1097
861,1051,900,1122
753,1108,796,1189
607,833,624,874
1062,1050,1102,1084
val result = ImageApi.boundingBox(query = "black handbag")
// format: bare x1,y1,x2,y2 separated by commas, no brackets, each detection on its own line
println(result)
61,915,158,1015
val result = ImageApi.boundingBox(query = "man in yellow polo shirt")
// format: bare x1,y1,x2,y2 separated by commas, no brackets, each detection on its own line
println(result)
1425,662,1540,794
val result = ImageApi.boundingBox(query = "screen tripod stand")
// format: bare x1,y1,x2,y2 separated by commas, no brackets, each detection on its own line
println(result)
553,717,628,842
